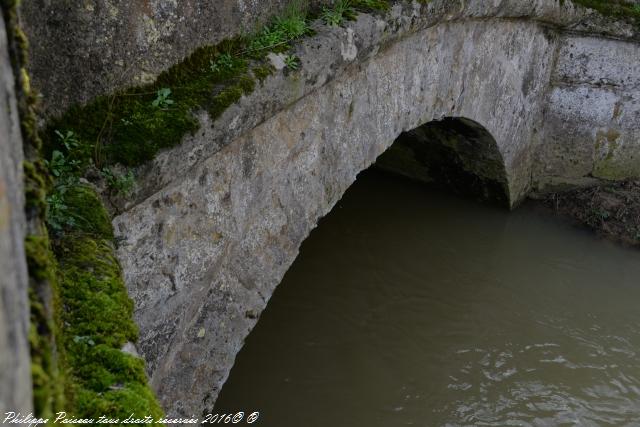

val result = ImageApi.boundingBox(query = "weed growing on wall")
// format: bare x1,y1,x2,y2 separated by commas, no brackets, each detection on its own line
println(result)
321,0,356,26
101,168,135,197
284,54,301,70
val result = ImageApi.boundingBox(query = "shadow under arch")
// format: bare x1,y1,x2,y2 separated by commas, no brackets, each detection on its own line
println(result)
375,117,510,207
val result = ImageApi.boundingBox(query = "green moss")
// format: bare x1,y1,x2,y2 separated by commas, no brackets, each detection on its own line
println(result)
43,8,314,171
352,0,390,12
23,160,50,216
61,186,114,240
44,38,253,168
253,64,275,83
56,235,163,422
47,185,162,419
74,383,164,421
25,235,56,282
24,235,64,418
570,0,640,24
209,85,245,119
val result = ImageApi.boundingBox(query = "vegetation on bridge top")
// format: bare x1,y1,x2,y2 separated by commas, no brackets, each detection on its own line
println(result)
43,0,391,174
569,0,640,23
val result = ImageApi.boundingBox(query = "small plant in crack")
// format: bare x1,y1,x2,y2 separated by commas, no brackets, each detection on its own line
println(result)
152,87,174,108
47,130,81,180
101,167,136,197
284,54,300,70
209,52,235,73
321,0,356,26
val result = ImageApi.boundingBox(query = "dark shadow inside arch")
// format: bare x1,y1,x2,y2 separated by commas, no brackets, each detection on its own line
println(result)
375,117,510,207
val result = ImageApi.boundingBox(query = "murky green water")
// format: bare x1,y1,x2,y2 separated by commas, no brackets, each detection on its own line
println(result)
215,170,640,427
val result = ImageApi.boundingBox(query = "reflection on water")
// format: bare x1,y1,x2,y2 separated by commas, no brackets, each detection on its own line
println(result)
215,170,640,427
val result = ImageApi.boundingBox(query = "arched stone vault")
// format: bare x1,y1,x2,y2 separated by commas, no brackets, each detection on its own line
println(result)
111,0,640,418
376,117,510,205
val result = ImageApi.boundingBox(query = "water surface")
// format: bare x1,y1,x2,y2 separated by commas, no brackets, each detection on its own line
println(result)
215,170,640,426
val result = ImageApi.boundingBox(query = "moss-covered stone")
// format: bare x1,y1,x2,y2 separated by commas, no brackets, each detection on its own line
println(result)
23,160,50,213
42,0,388,174
253,64,275,83
44,37,266,170
2,0,165,420
24,235,64,418
61,186,114,240
570,0,640,25
352,0,391,12
55,235,164,422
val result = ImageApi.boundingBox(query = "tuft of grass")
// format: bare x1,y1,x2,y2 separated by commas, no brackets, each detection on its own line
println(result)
245,4,311,58
284,54,301,70
151,88,174,108
321,0,356,26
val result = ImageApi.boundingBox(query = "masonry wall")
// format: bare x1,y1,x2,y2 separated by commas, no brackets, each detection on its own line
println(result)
533,35,640,190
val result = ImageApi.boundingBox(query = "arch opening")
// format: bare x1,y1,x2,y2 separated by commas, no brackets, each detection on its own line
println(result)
374,117,510,206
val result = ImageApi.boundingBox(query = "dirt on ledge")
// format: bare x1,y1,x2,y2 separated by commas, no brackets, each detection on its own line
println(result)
537,180,640,248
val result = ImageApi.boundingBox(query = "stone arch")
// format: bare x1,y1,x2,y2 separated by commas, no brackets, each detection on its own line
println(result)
375,117,509,206
115,15,559,417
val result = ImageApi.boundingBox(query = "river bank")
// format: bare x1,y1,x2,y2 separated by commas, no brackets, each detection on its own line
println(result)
536,181,640,248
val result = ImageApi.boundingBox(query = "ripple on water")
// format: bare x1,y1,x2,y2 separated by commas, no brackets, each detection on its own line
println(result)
215,171,640,427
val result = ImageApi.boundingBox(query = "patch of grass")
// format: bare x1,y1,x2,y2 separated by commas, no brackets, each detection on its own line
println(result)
321,0,357,26
209,52,236,73
244,3,311,58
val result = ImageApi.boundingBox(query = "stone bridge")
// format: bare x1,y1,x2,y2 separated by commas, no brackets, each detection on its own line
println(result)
101,0,640,417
